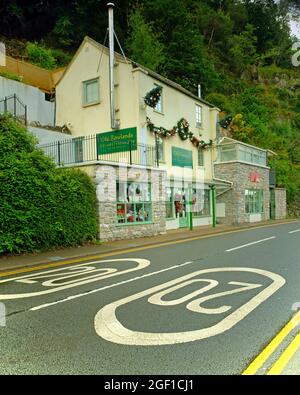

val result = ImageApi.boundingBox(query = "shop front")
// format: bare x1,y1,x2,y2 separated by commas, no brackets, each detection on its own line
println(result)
165,183,212,230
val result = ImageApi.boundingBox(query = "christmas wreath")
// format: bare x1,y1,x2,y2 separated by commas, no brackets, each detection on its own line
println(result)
177,118,193,141
144,86,162,108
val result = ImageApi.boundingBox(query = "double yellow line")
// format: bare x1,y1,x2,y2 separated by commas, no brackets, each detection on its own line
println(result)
243,311,300,375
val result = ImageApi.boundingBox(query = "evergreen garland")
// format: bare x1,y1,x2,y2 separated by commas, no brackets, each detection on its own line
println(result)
146,117,213,149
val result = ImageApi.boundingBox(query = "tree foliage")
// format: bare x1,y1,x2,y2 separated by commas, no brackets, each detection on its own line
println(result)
126,7,165,72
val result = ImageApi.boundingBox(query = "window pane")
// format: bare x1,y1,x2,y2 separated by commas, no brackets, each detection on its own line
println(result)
117,204,126,223
245,189,264,213
196,105,202,126
154,85,162,112
126,204,135,222
84,79,99,104
165,202,174,219
117,182,127,202
198,149,204,166
140,203,152,222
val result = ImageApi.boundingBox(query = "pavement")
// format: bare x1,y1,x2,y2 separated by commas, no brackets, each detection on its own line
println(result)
0,219,300,375
0,218,298,273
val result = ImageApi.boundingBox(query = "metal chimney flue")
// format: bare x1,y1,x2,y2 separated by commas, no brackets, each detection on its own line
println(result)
107,2,116,129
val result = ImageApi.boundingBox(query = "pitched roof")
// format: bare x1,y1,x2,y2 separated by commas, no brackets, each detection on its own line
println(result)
56,36,219,110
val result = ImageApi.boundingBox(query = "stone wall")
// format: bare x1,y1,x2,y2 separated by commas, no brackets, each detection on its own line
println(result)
87,163,167,242
274,188,287,220
214,162,270,224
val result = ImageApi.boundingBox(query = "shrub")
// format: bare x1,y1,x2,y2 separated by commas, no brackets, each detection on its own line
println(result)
26,42,57,70
0,115,98,254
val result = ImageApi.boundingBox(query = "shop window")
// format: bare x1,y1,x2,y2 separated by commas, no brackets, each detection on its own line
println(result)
192,187,211,217
116,182,152,224
245,189,264,214
165,187,174,219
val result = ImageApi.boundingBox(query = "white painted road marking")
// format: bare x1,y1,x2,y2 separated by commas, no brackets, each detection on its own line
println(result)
0,259,150,300
94,267,285,346
30,261,194,311
226,237,276,252
289,229,300,234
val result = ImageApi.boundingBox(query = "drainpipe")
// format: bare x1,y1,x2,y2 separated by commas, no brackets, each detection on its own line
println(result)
107,2,116,129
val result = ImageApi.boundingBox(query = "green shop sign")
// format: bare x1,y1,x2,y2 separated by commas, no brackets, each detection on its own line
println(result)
172,146,193,168
97,127,137,155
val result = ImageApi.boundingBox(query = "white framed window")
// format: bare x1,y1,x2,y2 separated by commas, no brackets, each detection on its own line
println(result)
198,149,204,166
83,78,100,106
196,104,202,128
245,189,264,214
154,84,163,113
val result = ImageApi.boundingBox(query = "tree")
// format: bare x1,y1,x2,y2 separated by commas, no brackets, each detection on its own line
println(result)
229,24,258,74
125,7,165,72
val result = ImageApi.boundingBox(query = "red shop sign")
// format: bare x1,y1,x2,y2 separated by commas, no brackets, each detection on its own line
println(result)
250,171,261,183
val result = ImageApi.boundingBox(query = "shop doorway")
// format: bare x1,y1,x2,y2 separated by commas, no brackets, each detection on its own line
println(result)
174,188,188,228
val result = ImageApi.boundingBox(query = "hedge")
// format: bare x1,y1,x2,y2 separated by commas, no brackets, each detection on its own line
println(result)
0,115,98,254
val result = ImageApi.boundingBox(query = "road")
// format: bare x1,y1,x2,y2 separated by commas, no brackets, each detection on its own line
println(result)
0,221,300,375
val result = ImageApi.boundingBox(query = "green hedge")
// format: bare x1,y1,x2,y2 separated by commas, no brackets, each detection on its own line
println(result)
0,115,98,254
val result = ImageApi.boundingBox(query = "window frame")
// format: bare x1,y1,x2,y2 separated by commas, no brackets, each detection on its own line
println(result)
197,149,204,167
245,189,264,214
165,187,175,220
82,77,100,107
153,84,163,114
116,181,153,225
195,104,202,128
192,186,211,217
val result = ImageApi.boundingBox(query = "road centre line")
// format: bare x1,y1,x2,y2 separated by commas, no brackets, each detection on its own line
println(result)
242,311,300,375
1,220,299,278
289,229,300,234
267,333,300,375
226,237,276,252
30,260,194,311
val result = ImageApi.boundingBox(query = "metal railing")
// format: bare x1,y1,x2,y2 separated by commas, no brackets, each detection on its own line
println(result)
0,94,27,125
39,134,159,168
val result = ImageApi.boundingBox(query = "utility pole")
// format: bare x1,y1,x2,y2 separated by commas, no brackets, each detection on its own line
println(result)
107,3,116,129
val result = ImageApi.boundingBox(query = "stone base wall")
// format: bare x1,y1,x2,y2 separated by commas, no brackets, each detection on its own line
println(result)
84,163,167,242
214,162,270,225
274,188,287,220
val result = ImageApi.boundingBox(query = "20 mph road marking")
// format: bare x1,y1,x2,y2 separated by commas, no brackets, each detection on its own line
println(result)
95,267,285,346
30,261,194,311
226,237,276,252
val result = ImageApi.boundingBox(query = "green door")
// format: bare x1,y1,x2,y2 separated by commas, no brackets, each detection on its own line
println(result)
174,188,188,228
